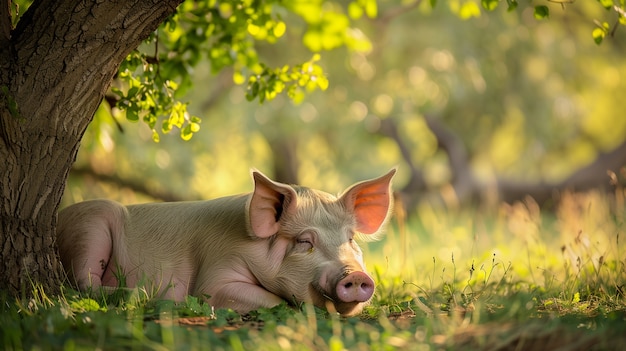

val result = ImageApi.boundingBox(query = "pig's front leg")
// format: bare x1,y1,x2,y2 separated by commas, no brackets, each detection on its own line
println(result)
209,282,285,313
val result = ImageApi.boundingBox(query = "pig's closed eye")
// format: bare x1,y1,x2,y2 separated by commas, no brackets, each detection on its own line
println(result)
296,232,315,252
297,239,312,245
296,239,314,253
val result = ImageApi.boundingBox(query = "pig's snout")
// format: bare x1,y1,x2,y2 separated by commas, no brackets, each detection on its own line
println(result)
336,272,375,303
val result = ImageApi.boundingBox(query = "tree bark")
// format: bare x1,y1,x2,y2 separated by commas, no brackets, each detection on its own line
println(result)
0,0,182,298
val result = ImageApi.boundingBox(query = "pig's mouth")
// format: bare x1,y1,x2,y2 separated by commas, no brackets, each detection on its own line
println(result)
322,293,368,317
309,270,375,317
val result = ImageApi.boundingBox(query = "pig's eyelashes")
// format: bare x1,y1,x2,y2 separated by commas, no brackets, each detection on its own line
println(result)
296,231,316,252
296,239,314,252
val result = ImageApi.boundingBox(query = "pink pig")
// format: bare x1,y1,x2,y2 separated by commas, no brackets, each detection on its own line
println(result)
56,169,395,316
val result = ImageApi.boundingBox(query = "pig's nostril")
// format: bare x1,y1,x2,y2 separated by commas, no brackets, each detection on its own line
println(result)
336,272,375,303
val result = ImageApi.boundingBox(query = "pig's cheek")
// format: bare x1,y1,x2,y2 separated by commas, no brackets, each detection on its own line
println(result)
307,284,328,308
266,238,291,267
315,262,337,294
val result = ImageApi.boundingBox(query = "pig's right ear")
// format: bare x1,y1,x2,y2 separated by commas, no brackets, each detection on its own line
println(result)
247,171,298,238
340,168,396,235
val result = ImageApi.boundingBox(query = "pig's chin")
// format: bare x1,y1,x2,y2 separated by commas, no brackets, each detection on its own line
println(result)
308,284,367,317
330,300,367,317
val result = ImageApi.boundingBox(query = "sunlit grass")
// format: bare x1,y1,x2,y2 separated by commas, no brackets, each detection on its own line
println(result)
368,188,625,310
2,188,626,350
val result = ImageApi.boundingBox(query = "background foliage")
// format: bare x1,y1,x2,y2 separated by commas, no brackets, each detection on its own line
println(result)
58,0,626,207
4,0,626,348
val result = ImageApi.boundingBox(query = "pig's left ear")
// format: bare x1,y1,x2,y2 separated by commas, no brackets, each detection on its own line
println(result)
340,169,396,235
248,171,298,238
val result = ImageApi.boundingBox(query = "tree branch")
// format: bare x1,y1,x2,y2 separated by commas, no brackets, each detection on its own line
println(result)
200,69,234,112
70,165,199,203
377,0,424,25
562,140,626,190
422,118,626,205
379,118,427,194
494,140,626,204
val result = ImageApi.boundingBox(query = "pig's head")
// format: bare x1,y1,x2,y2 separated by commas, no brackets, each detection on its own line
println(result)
246,169,395,316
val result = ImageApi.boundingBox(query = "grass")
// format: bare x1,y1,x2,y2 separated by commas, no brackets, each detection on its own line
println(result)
2,189,626,350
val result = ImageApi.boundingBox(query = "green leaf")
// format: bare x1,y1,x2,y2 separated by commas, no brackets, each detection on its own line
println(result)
181,125,193,140
70,298,104,312
506,0,518,12
126,107,139,122
247,22,261,36
534,5,549,19
317,75,329,90
592,22,610,45
162,119,172,133
592,28,605,44
273,21,286,38
348,2,364,19
364,0,378,18
233,71,246,85
249,81,260,99
127,86,139,98
598,0,613,9
459,1,481,19
481,0,499,11
190,121,200,133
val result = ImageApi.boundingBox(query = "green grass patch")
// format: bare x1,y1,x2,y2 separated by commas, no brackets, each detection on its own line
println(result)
3,190,626,350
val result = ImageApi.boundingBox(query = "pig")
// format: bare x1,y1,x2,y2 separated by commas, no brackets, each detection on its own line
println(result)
56,169,395,316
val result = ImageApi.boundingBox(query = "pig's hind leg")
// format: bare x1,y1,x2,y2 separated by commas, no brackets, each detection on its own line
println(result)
57,201,124,292
74,228,117,291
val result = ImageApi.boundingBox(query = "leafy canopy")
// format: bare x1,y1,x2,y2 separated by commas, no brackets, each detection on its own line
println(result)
9,0,626,141
111,0,377,141
105,0,626,141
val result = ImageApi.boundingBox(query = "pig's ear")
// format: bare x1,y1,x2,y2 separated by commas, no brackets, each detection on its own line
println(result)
340,169,396,235
248,171,298,238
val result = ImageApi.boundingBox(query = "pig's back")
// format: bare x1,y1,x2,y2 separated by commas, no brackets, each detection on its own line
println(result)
124,195,248,242
123,195,250,263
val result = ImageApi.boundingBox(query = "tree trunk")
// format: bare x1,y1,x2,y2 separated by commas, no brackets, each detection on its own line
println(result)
269,137,300,185
0,0,182,298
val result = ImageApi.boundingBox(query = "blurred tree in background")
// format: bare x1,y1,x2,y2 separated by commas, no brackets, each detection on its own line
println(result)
67,0,626,215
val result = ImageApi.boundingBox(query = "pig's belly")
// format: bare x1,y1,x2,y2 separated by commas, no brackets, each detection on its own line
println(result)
104,253,194,301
